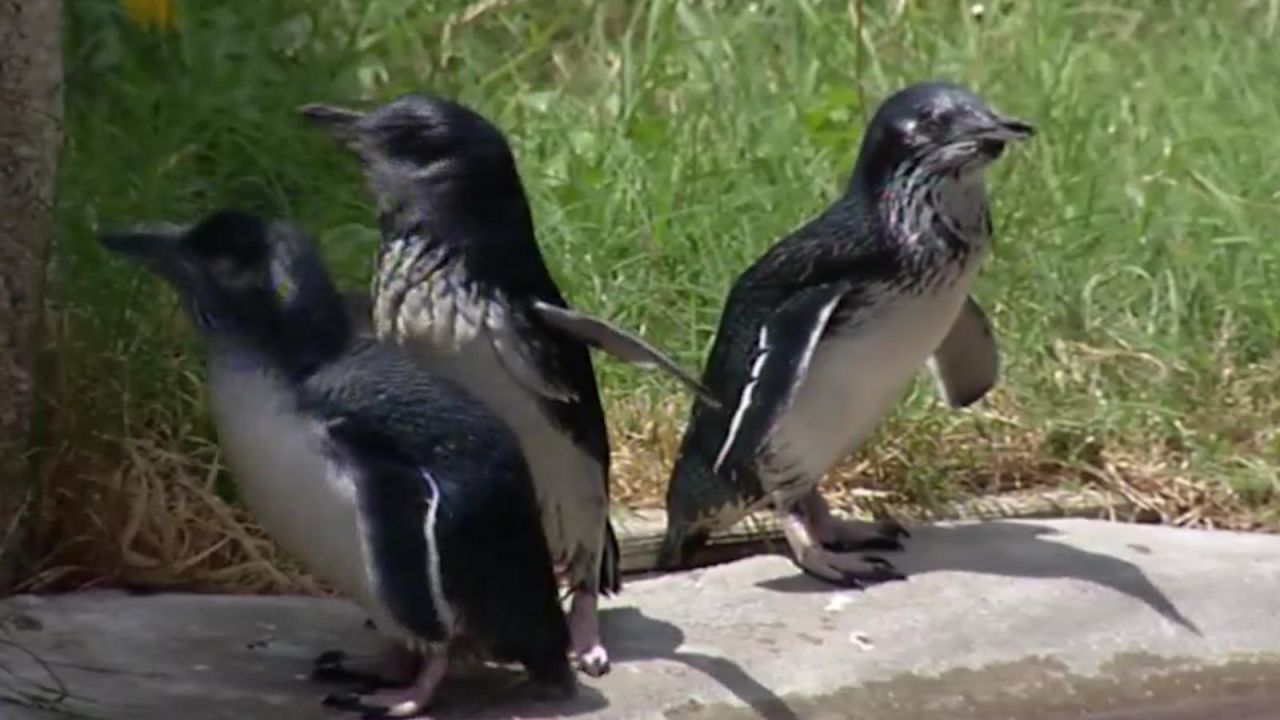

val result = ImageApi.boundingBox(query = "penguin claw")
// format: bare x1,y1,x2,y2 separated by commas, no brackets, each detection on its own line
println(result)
321,691,371,712
323,689,428,719
572,644,611,677
799,549,907,588
324,646,445,718
839,564,906,588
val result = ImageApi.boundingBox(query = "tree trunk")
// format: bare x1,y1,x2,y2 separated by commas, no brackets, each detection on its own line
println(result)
0,0,64,594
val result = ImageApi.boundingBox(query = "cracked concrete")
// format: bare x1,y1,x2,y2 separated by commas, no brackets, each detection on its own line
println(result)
2,519,1279,719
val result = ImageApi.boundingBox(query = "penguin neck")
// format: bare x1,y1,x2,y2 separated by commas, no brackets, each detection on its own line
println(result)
861,159,991,262
378,167,541,286
209,289,354,384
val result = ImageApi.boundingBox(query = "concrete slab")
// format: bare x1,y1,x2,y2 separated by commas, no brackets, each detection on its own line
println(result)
3,519,1280,720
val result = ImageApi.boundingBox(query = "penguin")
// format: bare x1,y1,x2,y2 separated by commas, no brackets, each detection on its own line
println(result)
100,210,574,717
299,94,718,676
658,81,1034,586
342,288,376,337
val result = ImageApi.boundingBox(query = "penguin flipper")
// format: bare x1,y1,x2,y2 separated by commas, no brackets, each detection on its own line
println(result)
324,415,453,643
711,282,848,475
928,295,999,408
483,296,578,403
530,300,722,409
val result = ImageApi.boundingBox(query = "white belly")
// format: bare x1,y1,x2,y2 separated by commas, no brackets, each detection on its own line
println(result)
206,356,389,623
762,281,974,499
405,334,607,581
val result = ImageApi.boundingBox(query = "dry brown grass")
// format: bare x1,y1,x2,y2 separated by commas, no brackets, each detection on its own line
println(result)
31,433,325,596
609,377,1278,530
23,378,1276,597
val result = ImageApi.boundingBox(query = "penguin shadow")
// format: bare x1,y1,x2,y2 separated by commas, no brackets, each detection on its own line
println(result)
755,520,1201,634
418,664,609,719
601,607,804,720
311,643,608,719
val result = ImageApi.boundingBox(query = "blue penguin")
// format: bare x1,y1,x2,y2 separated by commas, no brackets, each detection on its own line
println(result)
300,94,717,676
101,210,574,716
659,82,1033,586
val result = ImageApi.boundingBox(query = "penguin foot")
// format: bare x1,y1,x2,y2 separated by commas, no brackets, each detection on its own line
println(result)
573,644,610,678
568,590,610,677
782,510,906,588
324,648,447,718
798,488,909,552
796,548,907,588
816,517,910,553
311,648,418,690
322,691,432,719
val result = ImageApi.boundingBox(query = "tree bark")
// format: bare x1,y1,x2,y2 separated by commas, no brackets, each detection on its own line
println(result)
0,0,64,594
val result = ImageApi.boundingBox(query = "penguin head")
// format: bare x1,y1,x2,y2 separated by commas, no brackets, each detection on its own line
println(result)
101,210,350,375
299,94,519,217
851,81,1034,191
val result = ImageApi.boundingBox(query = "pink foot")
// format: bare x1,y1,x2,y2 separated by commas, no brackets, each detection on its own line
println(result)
782,511,905,588
801,490,908,552
568,590,610,677
325,645,446,718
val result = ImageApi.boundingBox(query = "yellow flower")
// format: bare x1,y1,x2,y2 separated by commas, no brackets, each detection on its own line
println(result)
122,0,178,32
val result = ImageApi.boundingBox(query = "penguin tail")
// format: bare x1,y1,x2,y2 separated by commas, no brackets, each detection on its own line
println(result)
660,442,748,571
657,522,710,572
598,520,622,595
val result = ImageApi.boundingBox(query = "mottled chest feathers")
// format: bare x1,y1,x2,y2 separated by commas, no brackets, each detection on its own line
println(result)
372,235,577,403
371,234,723,408
374,237,487,351
883,166,993,263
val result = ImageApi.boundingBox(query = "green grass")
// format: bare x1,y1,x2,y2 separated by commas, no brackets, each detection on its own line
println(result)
38,0,1280,587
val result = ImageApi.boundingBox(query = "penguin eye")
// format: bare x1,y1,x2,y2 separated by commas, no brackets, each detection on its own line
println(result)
384,123,449,166
897,119,920,143
920,104,959,140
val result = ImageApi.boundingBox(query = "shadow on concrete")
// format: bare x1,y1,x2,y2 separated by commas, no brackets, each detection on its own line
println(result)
308,645,609,719
755,520,1200,634
602,607,803,720
427,665,610,719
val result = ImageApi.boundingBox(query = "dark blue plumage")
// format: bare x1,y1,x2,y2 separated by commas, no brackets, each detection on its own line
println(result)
101,210,572,716
301,93,713,676
308,343,571,682
660,82,1032,587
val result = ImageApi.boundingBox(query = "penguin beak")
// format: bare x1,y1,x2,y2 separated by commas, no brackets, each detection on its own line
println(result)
298,103,367,149
100,224,194,288
973,112,1034,142
992,114,1034,140
953,110,1033,161
952,107,1035,145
